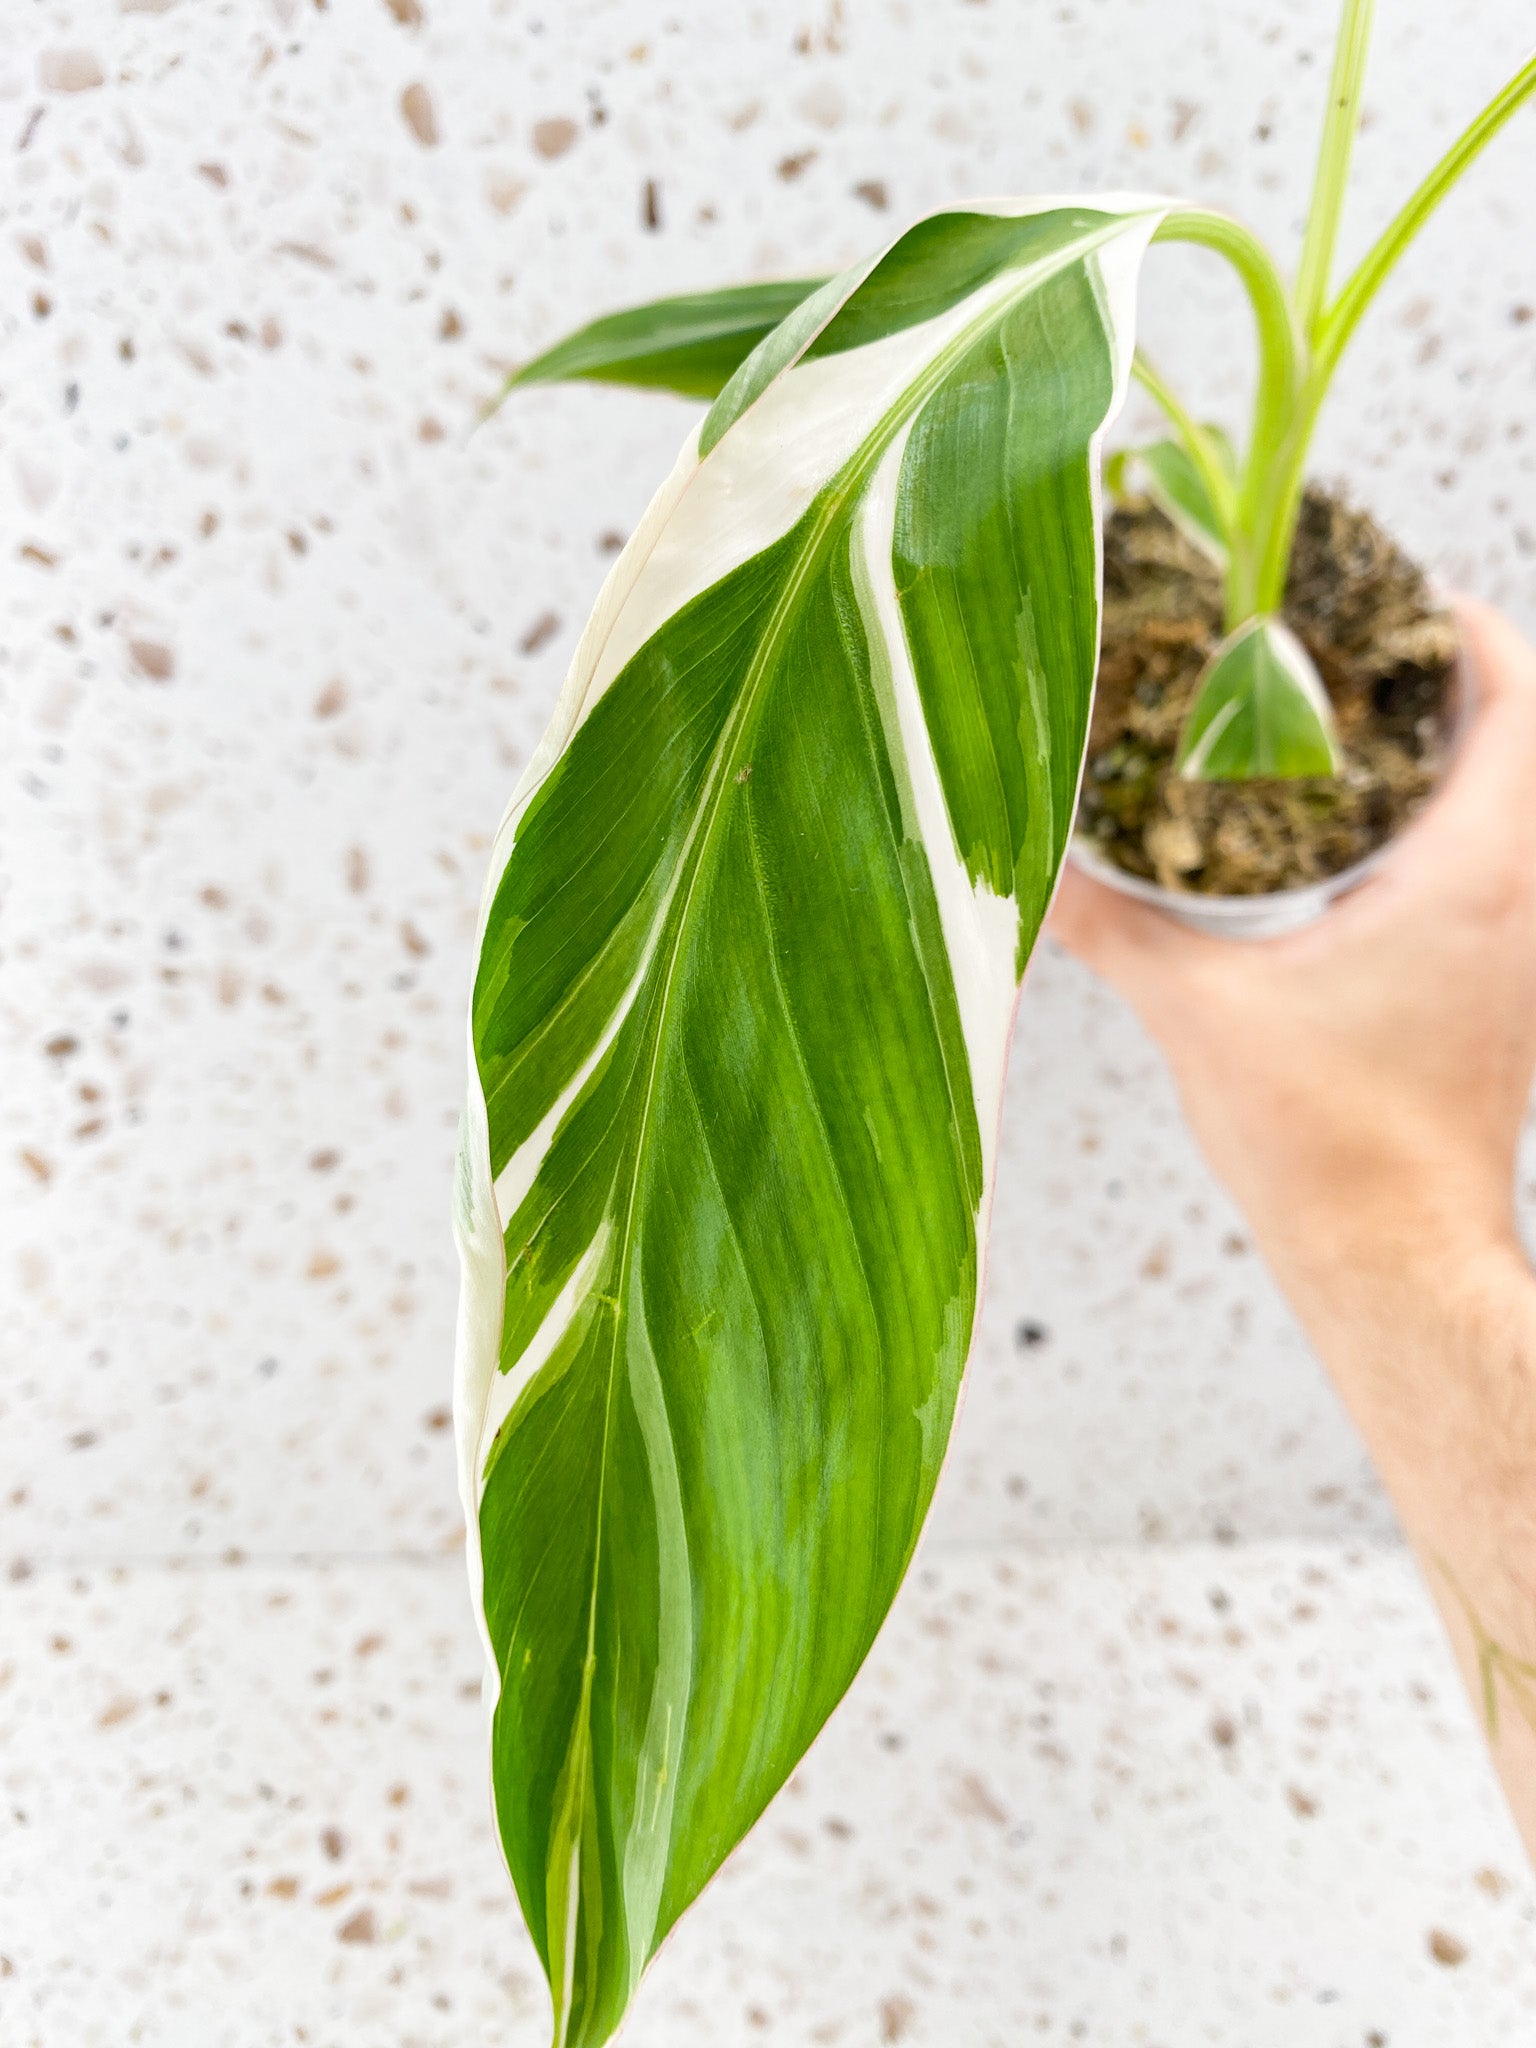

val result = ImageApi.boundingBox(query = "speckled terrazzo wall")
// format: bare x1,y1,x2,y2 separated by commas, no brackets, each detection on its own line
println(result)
3,6,1536,2042
4,0,1532,1569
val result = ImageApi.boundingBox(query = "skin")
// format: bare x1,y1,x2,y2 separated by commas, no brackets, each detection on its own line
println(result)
1048,598,1536,1860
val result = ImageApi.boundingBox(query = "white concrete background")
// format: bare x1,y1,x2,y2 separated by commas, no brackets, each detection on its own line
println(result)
2,0,1535,2042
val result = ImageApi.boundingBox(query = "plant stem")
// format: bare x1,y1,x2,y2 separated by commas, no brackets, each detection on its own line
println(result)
1250,47,1536,612
1152,208,1301,623
1293,0,1376,342
1130,351,1239,527
1152,210,1299,458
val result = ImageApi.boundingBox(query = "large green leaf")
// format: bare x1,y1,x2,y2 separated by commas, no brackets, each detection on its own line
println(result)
454,197,1165,2048
494,279,829,403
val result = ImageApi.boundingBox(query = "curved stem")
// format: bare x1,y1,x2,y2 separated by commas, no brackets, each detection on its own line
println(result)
1294,0,1377,340
1130,350,1239,529
1152,209,1300,461
1252,48,1536,612
1152,208,1303,621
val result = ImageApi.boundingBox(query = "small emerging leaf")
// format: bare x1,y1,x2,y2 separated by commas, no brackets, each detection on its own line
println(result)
1175,614,1342,780
492,279,828,406
1114,428,1237,563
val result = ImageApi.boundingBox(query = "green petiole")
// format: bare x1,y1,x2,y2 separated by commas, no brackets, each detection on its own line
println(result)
1292,0,1377,344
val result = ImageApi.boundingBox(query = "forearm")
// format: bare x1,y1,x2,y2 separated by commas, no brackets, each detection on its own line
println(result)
1276,1223,1536,1856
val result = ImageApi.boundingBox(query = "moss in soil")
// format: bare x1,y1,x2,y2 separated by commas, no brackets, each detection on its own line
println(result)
1076,484,1458,896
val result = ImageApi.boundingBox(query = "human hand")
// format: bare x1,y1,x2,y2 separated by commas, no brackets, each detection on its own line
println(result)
1048,598,1536,1311
1051,601,1536,1858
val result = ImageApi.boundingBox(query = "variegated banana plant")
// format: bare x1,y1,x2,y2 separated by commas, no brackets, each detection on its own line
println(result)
457,10,1535,2043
